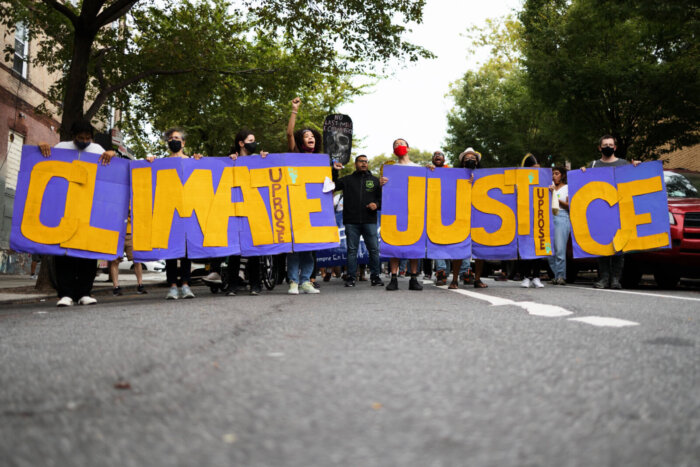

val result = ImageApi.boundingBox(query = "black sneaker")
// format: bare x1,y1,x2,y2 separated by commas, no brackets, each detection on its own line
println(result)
225,287,237,296
137,284,147,294
113,286,122,296
345,279,356,287
370,275,385,286
409,276,423,291
385,276,398,291
250,285,261,295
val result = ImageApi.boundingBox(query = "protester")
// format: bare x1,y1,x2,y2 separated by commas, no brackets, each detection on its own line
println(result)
110,216,147,295
449,148,488,289
519,153,545,288
285,97,334,295
548,166,570,285
218,129,269,296
582,135,640,289
429,150,449,285
37,119,116,306
333,154,384,287
30,254,40,280
379,138,423,291
147,128,202,299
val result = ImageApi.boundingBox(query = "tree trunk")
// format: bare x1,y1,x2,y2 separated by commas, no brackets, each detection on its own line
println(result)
59,29,95,139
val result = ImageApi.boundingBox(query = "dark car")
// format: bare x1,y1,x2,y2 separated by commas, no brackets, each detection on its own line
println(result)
567,171,700,288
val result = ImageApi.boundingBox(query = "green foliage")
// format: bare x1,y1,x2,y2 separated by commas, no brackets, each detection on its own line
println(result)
0,0,433,142
444,16,560,168
520,0,700,161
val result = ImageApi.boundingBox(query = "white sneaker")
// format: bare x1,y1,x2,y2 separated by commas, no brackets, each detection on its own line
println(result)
57,296,74,307
520,278,532,288
30,274,38,280
78,296,97,305
288,281,299,295
181,285,195,299
166,286,179,300
300,281,320,294
532,277,544,288
203,272,222,284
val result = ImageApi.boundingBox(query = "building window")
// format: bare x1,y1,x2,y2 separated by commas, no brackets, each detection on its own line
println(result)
13,22,29,79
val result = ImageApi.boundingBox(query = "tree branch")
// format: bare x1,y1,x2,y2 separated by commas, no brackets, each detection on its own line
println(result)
94,0,139,29
85,66,279,120
42,0,79,26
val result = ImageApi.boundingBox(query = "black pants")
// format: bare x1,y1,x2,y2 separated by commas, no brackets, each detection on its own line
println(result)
55,256,97,301
166,258,191,286
227,256,261,287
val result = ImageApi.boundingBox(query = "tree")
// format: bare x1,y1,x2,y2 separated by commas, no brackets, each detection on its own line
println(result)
444,17,560,168
1,0,433,140
120,0,362,157
520,0,700,161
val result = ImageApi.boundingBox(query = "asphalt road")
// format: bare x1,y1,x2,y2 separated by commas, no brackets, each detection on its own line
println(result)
1,276,699,467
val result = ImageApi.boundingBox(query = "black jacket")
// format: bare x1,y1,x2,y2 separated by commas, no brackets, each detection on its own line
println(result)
333,170,382,225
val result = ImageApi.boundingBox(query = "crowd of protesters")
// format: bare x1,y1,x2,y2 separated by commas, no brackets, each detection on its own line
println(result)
36,98,637,307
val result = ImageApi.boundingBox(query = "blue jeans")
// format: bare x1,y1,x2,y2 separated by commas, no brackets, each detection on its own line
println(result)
287,251,315,284
345,223,380,278
435,259,447,272
548,211,571,279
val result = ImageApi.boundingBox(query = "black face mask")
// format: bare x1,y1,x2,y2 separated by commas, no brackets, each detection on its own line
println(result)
601,147,615,157
74,140,89,150
243,142,258,154
168,140,182,153
464,159,477,170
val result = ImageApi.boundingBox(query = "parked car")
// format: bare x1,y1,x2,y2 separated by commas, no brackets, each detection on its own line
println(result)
567,170,700,288
117,256,166,273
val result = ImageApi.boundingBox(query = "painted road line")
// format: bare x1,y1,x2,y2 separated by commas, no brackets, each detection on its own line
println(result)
568,316,640,327
561,285,700,302
440,287,573,316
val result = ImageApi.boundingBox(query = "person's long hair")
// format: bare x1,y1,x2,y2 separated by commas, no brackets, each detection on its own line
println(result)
294,128,322,154
553,166,568,184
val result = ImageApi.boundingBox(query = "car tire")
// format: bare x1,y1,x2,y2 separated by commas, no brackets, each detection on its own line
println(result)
653,270,680,289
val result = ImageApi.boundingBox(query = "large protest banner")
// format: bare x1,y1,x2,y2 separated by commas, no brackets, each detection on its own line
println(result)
130,153,340,260
380,162,668,260
10,146,130,260
568,160,670,258
379,166,554,260
10,146,669,262
11,149,339,260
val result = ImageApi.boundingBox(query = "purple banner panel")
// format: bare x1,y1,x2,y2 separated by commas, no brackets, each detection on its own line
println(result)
614,160,671,253
379,165,428,259
471,168,518,260
182,157,241,259
10,146,129,260
130,158,188,261
568,166,620,259
236,153,338,255
425,167,472,260
517,168,554,260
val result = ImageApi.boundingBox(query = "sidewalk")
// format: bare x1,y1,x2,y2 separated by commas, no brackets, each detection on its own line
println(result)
0,272,167,306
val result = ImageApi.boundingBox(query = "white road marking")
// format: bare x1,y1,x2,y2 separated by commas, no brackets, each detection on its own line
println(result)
516,301,574,317
561,285,700,302
441,287,573,316
568,316,640,327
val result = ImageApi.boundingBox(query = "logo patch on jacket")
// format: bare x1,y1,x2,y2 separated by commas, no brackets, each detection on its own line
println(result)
365,180,375,191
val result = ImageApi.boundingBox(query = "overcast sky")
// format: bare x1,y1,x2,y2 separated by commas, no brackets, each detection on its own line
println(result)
338,0,523,159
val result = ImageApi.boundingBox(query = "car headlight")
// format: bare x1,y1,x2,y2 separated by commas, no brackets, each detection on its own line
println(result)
669,212,676,225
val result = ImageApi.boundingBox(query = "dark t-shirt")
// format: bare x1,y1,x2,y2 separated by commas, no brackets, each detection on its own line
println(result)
588,158,630,168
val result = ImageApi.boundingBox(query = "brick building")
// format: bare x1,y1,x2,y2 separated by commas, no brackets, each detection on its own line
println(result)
0,22,62,273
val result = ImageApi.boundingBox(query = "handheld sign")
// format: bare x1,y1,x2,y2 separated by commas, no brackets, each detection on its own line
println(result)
323,114,353,164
